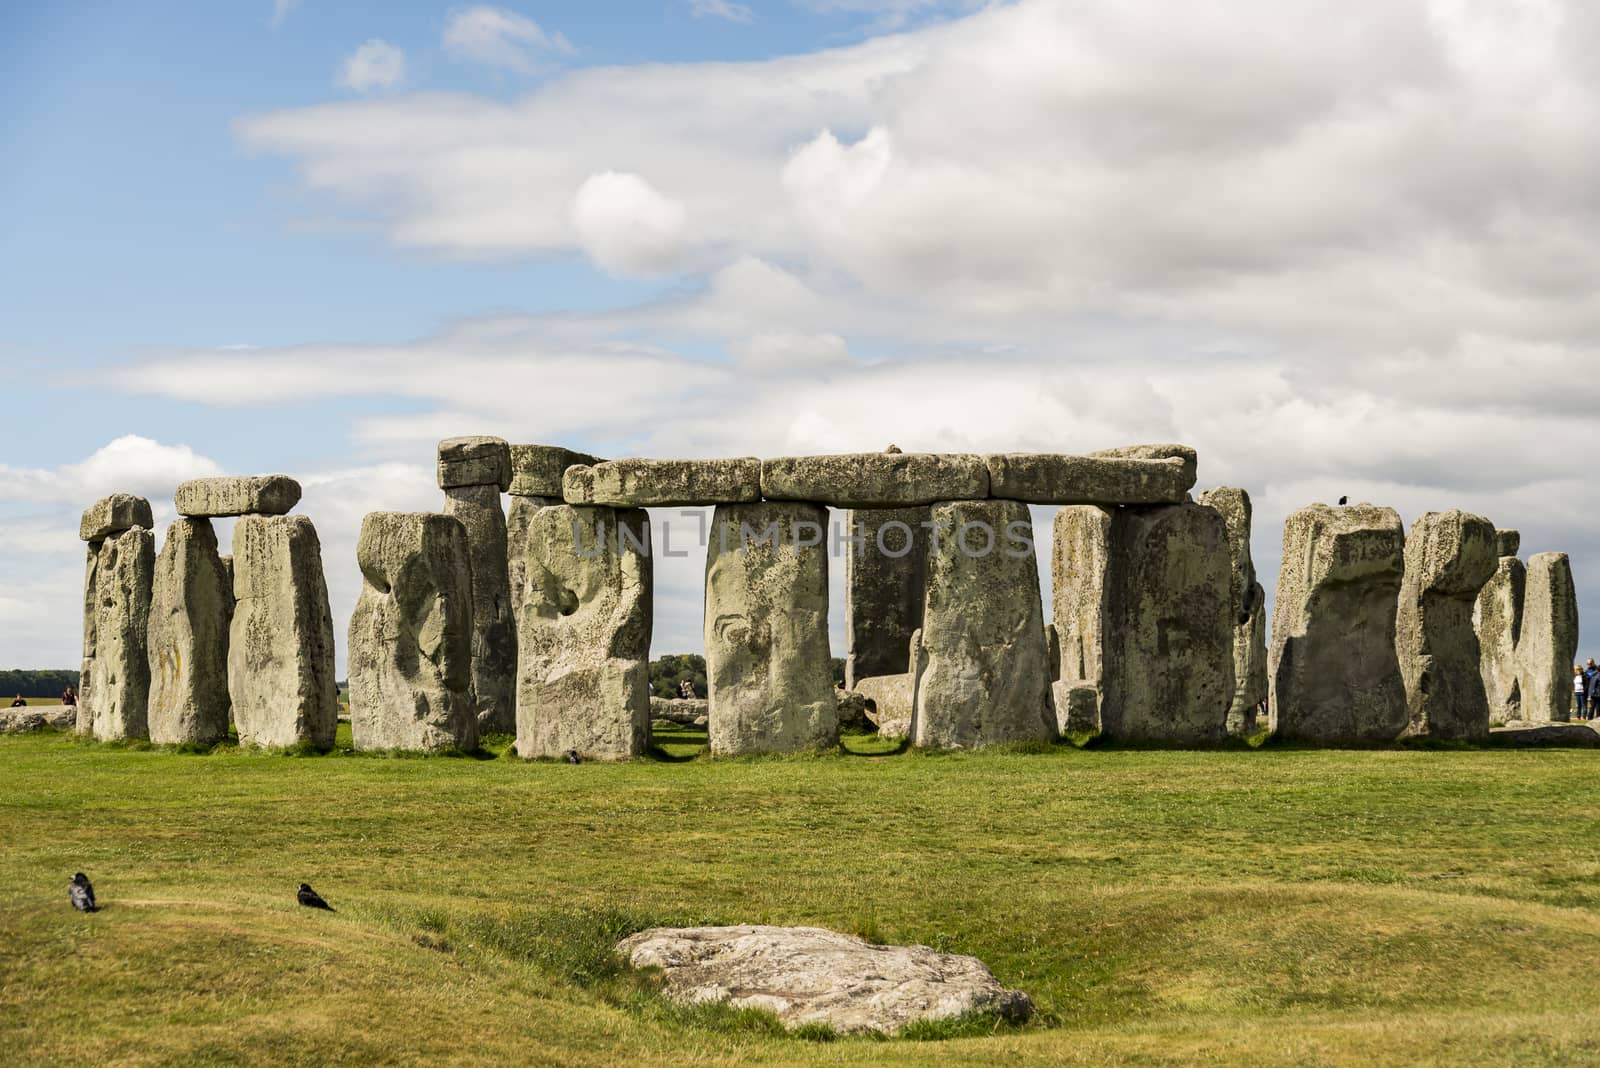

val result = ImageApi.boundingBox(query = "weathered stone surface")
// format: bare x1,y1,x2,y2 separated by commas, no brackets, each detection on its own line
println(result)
437,435,511,490
1269,504,1407,743
854,673,914,737
1518,552,1579,724
835,689,870,731
348,513,476,752
517,505,652,759
1051,506,1112,707
509,444,602,498
228,515,339,749
761,453,988,508
705,502,837,755
444,483,517,735
0,705,78,734
1497,529,1521,557
565,458,761,508
505,495,553,621
1053,681,1100,735
1474,554,1526,722
616,926,1032,1036
175,475,301,517
78,542,100,734
1490,721,1600,747
80,494,153,542
986,452,1194,505
1044,623,1061,682
87,527,155,741
650,696,708,725
843,505,929,687
1089,443,1199,486
1196,488,1269,735
147,518,232,746
912,499,1054,749
1396,511,1498,741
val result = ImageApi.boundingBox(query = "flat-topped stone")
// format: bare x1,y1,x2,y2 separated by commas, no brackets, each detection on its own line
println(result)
79,494,153,541
1518,552,1579,724
509,444,603,498
437,435,511,490
565,458,761,508
985,453,1194,505
175,475,301,517
760,453,988,507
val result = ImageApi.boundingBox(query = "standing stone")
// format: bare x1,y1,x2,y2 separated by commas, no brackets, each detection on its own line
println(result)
912,499,1054,749
1474,531,1525,722
79,494,153,541
843,504,929,687
1050,505,1112,732
1197,487,1269,735
229,515,338,749
1269,504,1407,744
506,494,554,620
78,542,100,735
348,513,477,752
88,527,155,741
517,504,652,759
1518,551,1579,723
1395,511,1498,741
705,502,837,755
1058,684,1100,735
854,673,915,737
442,457,517,736
78,493,153,736
147,518,232,746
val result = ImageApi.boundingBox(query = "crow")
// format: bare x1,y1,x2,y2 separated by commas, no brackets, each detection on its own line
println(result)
566,749,581,765
69,872,97,913
1338,495,1349,505
297,883,334,911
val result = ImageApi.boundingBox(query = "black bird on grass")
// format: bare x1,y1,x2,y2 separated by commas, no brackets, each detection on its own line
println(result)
1338,495,1349,505
566,749,581,765
297,883,334,911
69,872,97,913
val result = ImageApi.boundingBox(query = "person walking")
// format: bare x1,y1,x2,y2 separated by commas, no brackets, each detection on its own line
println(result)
1576,666,1589,721
1587,661,1600,724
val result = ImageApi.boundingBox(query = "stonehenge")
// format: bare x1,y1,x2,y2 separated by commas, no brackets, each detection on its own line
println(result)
1395,511,1498,740
174,475,300,517
1050,505,1111,733
762,453,987,507
1474,533,1526,721
147,517,232,746
1518,552,1579,723
439,436,517,736
1196,487,1269,735
567,458,760,508
79,497,155,741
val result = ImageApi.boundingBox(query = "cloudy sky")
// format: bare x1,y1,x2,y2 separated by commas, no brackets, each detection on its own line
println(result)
3,0,1595,672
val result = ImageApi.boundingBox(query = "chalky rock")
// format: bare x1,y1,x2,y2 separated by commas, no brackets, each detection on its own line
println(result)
444,483,517,735
1051,505,1113,717
616,926,1033,1037
705,502,837,755
566,457,760,508
985,452,1194,505
650,696,708,725
1497,529,1521,557
228,515,339,749
843,505,929,687
1396,510,1498,740
1518,552,1579,724
78,543,100,734
147,518,232,746
1196,487,1269,735
1269,504,1408,743
79,493,153,542
760,453,988,508
1053,682,1101,735
1474,537,1526,721
348,513,477,753
854,673,914,737
505,494,554,620
88,527,155,741
517,505,653,760
1089,443,1199,487
912,499,1054,749
509,444,602,498
437,435,511,491
174,475,301,517
0,706,78,734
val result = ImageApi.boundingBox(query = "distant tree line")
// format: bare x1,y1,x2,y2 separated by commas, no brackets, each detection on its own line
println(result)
649,656,847,699
0,669,80,698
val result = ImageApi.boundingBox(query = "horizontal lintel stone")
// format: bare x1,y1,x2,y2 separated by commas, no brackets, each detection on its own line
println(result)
80,494,153,541
175,475,302,517
437,436,511,490
985,452,1195,505
509,443,604,498
564,458,761,507
760,453,988,507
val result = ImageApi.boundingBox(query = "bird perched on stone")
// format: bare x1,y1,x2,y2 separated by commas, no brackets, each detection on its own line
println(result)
297,883,334,911
566,749,581,765
69,872,97,913
885,444,902,454
1338,495,1349,505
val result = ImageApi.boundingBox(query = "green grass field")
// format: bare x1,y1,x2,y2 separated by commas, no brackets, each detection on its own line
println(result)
4,727,1600,1065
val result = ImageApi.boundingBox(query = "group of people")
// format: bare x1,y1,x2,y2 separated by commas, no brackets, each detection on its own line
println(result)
8,687,76,709
1575,661,1600,720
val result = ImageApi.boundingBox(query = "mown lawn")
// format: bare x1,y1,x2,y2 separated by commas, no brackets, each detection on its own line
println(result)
3,727,1600,1065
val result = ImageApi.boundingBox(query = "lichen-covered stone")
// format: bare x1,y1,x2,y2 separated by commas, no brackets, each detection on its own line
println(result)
1518,551,1579,724
760,453,988,508
986,452,1194,505
88,527,155,741
517,505,652,759
1269,503,1407,743
509,444,602,498
175,475,301,517
1196,487,1269,735
1496,529,1521,557
147,518,232,746
444,483,517,735
506,494,553,620
1051,506,1112,702
1396,510,1498,740
228,515,339,750
1089,443,1199,486
650,696,708,725
348,512,477,753
565,457,761,507
843,506,929,687
437,435,511,490
78,542,100,734
1474,552,1526,722
854,673,914,737
705,502,837,755
80,494,153,542
1053,682,1101,735
912,499,1054,749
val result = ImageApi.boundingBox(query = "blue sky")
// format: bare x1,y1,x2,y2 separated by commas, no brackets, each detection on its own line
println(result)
2,0,1596,672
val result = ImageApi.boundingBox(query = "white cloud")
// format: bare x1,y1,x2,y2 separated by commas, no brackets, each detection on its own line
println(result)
442,6,573,73
691,0,755,23
570,171,689,276
271,0,300,29
340,39,406,92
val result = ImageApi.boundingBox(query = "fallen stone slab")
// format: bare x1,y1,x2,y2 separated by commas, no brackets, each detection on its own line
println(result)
1518,551,1579,724
509,444,603,498
0,706,78,734
986,452,1194,505
649,696,708,725
565,458,761,508
760,453,988,508
175,475,301,517
1396,510,1498,741
147,518,233,746
437,435,511,490
854,673,913,737
616,925,1032,1036
1491,721,1600,747
80,494,153,542
835,688,870,731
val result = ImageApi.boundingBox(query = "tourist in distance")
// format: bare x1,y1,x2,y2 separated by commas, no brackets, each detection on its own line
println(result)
62,686,76,706
1575,666,1588,720
1586,661,1600,722
9,694,26,708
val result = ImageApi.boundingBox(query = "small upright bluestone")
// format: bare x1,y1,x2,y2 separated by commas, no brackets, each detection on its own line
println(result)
69,872,97,913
